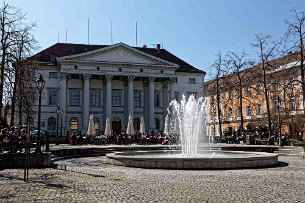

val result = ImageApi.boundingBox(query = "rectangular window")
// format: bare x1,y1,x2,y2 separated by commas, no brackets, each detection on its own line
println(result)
174,92,180,101
289,94,296,110
235,89,240,99
70,89,80,106
236,106,241,117
228,108,232,118
134,91,141,107
189,78,196,84
288,75,294,88
246,105,251,116
90,90,100,106
112,90,121,107
48,90,57,106
228,89,232,100
256,104,262,115
49,72,58,78
245,87,251,96
187,92,197,99
256,84,261,95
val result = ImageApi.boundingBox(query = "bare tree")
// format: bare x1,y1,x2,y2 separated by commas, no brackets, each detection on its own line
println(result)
285,10,305,113
251,34,283,138
0,2,37,125
226,51,254,136
208,52,229,139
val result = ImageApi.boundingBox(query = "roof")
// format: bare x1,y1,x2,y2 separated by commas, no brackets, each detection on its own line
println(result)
30,43,205,74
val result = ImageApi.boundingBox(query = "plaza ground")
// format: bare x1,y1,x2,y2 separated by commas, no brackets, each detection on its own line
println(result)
0,146,304,203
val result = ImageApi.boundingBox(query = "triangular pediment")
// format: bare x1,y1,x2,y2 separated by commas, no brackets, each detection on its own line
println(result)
57,43,178,67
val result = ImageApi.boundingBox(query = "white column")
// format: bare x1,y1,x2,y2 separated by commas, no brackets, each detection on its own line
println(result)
169,77,176,102
83,73,90,133
148,76,156,132
162,81,169,130
128,75,135,118
143,80,149,131
59,73,68,136
105,75,113,121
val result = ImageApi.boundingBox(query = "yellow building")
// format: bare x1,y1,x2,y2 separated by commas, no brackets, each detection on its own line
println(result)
203,52,305,140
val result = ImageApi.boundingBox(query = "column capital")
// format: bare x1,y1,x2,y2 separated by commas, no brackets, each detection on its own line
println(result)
105,74,113,82
162,80,169,88
128,75,135,82
148,76,156,83
169,77,177,84
83,73,91,80
59,73,68,80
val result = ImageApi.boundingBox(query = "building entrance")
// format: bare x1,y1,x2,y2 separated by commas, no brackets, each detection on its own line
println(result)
112,116,121,134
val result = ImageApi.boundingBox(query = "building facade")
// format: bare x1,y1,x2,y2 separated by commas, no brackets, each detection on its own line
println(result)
204,52,305,140
31,43,205,136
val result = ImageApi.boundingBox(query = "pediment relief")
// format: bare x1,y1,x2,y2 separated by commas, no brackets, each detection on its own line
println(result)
58,43,178,68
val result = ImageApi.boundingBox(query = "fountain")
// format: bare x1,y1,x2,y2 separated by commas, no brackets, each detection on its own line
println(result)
106,95,278,169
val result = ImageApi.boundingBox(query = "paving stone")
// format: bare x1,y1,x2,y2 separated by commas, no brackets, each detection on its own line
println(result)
0,154,304,202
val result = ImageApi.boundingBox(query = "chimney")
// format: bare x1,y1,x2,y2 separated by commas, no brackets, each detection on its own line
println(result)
156,44,161,53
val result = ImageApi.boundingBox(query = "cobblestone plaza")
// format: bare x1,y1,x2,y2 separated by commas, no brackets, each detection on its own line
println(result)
0,149,304,203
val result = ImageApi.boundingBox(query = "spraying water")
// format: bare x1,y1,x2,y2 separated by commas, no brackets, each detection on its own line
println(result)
167,95,206,156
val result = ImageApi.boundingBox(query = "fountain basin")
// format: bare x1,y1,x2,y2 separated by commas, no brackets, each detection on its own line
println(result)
106,150,278,169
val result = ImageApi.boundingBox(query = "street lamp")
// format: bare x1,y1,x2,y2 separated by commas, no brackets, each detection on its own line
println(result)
276,96,281,146
35,74,45,153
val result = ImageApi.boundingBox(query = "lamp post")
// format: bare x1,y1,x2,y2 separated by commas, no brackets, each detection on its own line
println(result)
35,74,45,153
56,107,63,145
56,107,60,145
276,96,281,146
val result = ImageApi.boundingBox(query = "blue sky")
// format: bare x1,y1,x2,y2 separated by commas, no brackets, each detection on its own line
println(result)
7,0,305,77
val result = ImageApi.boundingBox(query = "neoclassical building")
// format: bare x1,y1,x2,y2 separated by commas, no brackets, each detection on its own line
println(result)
31,43,205,136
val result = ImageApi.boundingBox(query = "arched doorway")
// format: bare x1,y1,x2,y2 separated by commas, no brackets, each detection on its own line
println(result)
112,116,121,134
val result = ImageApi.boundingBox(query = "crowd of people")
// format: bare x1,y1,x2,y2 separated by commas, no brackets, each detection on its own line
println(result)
67,131,179,146
0,126,28,153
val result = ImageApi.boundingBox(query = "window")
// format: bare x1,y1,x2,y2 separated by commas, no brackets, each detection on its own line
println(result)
189,78,196,84
133,117,140,130
288,75,294,88
47,117,56,130
49,72,58,78
289,94,296,110
228,89,233,100
70,89,80,106
187,92,197,99
272,98,278,110
70,117,78,130
246,105,251,116
48,90,57,106
228,108,232,118
134,91,141,107
256,104,262,115
236,106,241,117
112,90,121,106
235,89,240,99
174,92,180,101
245,87,251,96
256,84,261,95
94,118,100,130
154,91,160,107
91,90,101,106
